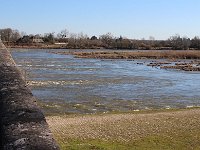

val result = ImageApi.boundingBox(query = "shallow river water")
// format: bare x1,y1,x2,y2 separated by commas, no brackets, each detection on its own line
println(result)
11,49,200,114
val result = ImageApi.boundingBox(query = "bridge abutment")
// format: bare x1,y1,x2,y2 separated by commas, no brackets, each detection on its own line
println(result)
0,46,59,149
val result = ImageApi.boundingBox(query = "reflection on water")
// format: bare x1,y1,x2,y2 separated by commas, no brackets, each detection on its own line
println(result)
11,49,200,114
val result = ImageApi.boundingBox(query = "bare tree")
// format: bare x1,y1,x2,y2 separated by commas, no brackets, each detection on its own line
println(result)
191,36,200,50
43,32,55,44
11,29,21,42
0,28,12,44
149,36,155,41
57,29,69,39
100,32,114,48
182,36,191,50
169,34,190,50
68,33,78,48
0,28,21,45
77,32,89,48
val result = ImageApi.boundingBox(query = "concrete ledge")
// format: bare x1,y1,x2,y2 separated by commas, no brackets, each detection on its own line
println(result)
0,49,60,150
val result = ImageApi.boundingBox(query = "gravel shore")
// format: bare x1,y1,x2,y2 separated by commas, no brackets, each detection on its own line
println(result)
47,108,200,149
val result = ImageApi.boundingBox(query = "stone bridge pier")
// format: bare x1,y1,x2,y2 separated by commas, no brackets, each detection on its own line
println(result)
0,44,60,149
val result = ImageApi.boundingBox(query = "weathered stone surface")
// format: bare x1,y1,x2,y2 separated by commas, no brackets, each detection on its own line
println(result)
0,48,60,150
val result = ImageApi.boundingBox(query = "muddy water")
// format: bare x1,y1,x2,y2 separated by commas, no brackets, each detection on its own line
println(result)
11,49,200,114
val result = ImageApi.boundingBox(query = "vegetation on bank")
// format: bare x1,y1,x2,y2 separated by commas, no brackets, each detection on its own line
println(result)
1,28,200,50
66,50,200,71
62,50,200,59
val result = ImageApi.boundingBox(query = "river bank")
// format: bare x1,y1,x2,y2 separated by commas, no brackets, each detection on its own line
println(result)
47,108,200,150
11,49,200,114
54,50,200,72
56,50,200,59
8,45,103,50
10,49,200,149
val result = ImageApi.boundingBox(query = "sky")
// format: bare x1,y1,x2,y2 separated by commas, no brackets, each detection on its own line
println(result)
0,0,200,40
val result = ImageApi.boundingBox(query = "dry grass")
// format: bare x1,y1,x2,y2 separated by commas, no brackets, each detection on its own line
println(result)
47,109,200,149
71,50,200,59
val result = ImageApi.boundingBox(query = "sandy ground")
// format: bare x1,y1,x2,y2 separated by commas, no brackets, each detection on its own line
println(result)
46,108,200,144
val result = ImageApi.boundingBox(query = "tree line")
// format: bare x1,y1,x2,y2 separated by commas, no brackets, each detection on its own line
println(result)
1,28,200,50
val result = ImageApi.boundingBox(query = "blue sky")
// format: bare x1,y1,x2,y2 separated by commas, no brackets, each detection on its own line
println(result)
0,0,200,40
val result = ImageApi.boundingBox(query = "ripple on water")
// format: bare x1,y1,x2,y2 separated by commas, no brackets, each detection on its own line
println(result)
11,49,200,114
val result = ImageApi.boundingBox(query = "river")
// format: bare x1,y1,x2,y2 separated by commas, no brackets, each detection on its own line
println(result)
11,49,200,114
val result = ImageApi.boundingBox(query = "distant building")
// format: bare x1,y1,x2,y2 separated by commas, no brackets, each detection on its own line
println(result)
54,42,68,45
31,36,44,43
16,35,44,45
